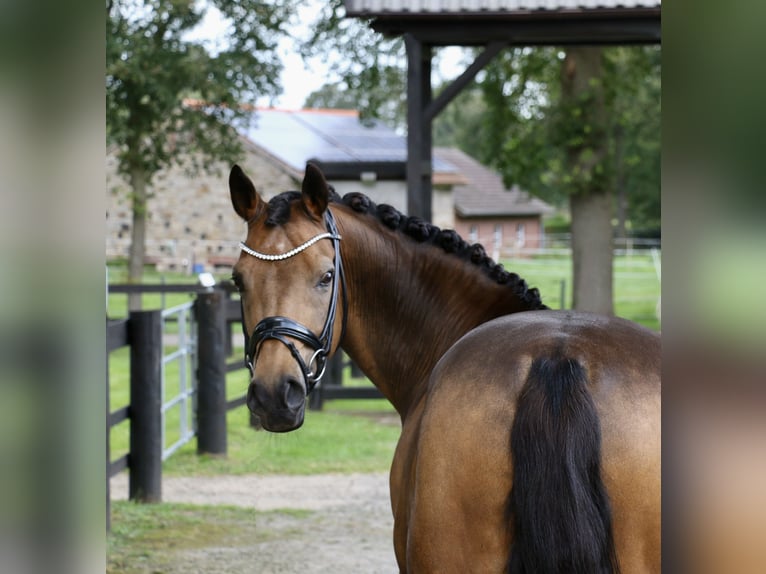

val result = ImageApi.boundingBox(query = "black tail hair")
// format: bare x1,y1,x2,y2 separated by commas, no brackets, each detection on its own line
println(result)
507,356,620,573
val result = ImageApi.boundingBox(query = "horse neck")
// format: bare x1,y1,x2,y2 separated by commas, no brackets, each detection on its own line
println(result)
335,207,538,418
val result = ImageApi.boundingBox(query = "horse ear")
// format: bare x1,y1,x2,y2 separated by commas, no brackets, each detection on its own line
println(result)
229,164,261,221
301,162,329,219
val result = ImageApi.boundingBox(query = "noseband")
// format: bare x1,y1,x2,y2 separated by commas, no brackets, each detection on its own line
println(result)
238,210,346,395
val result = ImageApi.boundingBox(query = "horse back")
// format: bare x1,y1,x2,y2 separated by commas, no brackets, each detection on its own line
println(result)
404,311,660,573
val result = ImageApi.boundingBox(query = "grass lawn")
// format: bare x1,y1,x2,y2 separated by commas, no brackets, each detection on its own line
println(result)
502,252,661,331
107,500,312,574
108,343,399,476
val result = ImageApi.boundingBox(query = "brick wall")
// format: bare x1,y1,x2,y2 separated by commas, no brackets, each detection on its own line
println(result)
453,216,545,260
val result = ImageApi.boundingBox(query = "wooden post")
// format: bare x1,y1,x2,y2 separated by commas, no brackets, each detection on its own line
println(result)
405,34,433,222
196,289,227,455
222,287,233,357
128,310,163,502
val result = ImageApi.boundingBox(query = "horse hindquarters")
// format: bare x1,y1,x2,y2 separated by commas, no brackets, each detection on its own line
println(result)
508,356,619,574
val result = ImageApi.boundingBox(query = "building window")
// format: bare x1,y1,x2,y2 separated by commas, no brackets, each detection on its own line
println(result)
516,223,526,247
469,225,478,243
494,224,503,247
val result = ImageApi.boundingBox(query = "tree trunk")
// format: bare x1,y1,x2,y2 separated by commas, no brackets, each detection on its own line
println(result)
614,124,628,241
561,46,614,315
570,190,613,314
128,166,148,311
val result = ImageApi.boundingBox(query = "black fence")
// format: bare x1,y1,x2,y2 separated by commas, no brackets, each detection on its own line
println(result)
106,283,382,529
107,311,163,530
106,287,243,530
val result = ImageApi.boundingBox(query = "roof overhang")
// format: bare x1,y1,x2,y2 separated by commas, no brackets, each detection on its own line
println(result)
309,159,468,185
455,206,553,218
345,5,660,45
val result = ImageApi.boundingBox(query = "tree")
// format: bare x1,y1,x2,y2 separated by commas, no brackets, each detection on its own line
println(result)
106,0,294,309
300,0,406,129
304,82,360,110
481,45,660,313
607,47,661,237
432,86,488,155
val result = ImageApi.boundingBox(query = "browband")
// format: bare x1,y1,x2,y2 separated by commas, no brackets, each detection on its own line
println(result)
238,232,341,261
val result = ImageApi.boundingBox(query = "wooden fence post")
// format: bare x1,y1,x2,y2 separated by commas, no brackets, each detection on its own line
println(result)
128,310,163,502
196,289,227,455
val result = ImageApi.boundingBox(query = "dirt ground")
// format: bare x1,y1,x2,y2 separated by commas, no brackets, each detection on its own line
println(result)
110,472,398,573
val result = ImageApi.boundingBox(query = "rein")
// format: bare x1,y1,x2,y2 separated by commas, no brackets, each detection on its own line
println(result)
238,210,346,395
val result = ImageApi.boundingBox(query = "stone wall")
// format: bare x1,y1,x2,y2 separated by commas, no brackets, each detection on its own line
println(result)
107,143,457,273
106,143,299,272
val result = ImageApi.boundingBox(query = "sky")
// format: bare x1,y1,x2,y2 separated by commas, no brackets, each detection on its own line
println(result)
185,1,469,110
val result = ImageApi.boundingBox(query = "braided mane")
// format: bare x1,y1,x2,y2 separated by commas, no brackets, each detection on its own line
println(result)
263,189,548,311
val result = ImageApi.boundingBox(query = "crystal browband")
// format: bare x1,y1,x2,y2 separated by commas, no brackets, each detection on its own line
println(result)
239,232,341,261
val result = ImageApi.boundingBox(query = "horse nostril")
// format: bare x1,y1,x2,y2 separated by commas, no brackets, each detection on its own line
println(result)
282,376,306,410
246,382,263,414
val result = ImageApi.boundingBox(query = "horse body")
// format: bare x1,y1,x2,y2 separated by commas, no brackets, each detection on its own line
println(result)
229,164,661,573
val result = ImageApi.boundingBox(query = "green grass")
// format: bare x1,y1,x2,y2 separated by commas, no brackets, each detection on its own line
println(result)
166,405,400,476
501,252,661,331
107,500,312,573
108,346,400,476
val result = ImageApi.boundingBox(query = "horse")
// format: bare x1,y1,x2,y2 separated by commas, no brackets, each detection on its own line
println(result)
228,163,661,573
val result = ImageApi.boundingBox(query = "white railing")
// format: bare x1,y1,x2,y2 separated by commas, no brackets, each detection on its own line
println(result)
160,301,197,461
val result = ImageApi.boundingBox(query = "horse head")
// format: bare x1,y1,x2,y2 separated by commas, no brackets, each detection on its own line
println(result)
229,163,344,432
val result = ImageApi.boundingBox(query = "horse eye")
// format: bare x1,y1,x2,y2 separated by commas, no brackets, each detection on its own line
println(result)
318,270,333,287
231,272,244,292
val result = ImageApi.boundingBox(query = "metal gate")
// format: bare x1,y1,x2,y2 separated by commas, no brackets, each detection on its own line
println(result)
160,301,197,460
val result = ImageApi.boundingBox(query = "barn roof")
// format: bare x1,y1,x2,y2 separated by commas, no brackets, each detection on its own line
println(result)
243,108,463,182
436,147,555,218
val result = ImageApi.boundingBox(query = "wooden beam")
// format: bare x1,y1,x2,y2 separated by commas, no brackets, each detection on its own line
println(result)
405,34,433,221
372,17,660,46
425,41,507,122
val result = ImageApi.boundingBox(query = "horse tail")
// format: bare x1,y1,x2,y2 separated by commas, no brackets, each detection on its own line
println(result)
507,355,620,574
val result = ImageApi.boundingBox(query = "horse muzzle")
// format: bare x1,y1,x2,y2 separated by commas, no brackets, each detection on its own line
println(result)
246,374,306,432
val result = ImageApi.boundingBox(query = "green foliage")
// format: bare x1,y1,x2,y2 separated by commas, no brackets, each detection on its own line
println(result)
480,46,660,231
543,213,571,234
432,86,488,155
106,0,294,179
300,0,406,128
303,82,361,110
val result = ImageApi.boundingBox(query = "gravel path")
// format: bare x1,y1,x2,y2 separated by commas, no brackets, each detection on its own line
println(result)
110,472,398,573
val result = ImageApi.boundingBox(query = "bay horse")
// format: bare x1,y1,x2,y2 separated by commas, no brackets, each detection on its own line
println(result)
229,163,660,573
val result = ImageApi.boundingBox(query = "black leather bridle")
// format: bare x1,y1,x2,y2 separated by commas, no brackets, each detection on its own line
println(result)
238,210,346,395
